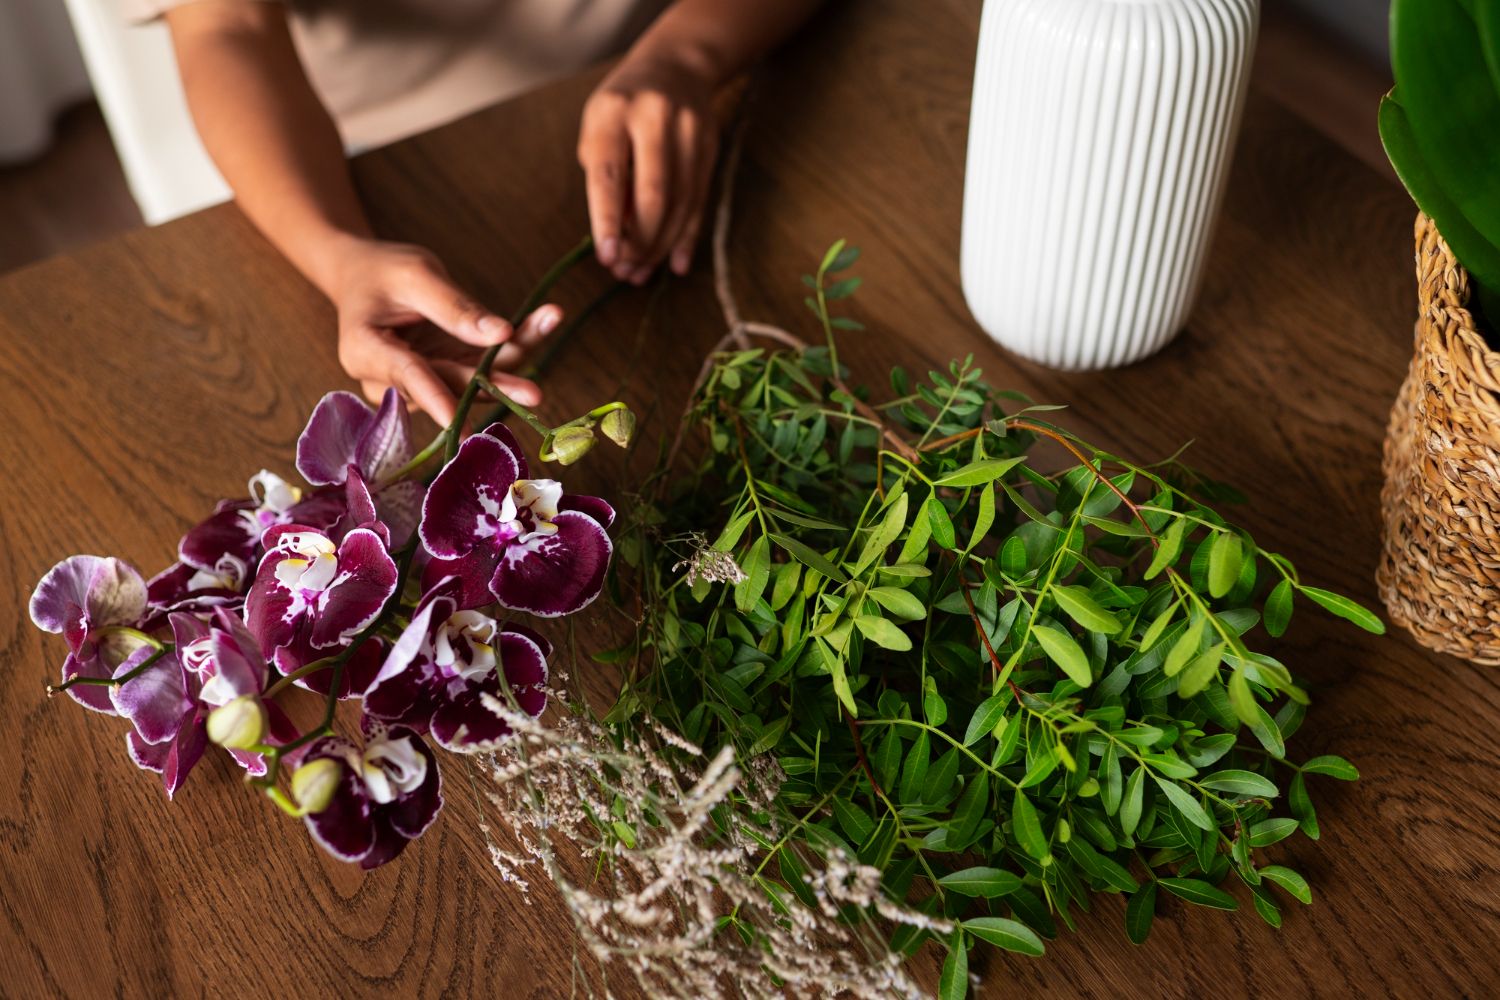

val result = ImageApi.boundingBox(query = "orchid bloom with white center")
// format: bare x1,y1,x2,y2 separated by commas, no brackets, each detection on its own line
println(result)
295,719,443,869
419,423,614,616
245,523,397,678
364,576,550,752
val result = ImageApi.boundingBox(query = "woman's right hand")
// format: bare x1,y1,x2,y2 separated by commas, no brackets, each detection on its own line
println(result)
323,236,562,427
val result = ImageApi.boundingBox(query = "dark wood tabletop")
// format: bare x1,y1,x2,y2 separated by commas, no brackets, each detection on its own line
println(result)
3,1,1496,996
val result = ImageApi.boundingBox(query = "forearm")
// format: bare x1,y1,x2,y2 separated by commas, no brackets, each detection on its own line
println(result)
166,2,368,298
625,0,825,87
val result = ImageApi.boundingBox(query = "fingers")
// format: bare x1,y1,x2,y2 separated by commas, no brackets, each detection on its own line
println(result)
429,360,543,407
491,303,563,369
665,111,716,276
399,260,512,347
341,323,457,426
579,95,632,270
624,96,674,283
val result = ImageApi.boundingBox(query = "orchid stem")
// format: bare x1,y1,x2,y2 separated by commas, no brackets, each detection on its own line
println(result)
261,655,337,700
476,377,552,436
445,234,595,462
48,645,169,694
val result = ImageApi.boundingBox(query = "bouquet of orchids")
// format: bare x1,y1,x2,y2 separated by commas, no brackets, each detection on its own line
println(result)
29,242,627,869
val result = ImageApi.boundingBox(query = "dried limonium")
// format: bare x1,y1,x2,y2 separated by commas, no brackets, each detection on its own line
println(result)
671,531,749,587
476,687,940,999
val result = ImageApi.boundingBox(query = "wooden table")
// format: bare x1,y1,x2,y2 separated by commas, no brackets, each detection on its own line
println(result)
3,2,1495,996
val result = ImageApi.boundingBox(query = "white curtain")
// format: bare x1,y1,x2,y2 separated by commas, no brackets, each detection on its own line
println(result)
0,0,92,163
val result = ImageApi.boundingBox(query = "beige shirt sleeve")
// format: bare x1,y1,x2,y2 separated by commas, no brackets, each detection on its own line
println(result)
120,0,286,24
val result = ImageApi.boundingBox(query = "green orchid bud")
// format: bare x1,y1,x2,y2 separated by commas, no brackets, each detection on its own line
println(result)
290,757,343,815
205,695,267,750
600,406,636,448
547,424,596,465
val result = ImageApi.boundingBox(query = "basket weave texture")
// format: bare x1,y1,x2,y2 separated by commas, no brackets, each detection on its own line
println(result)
1378,213,1500,665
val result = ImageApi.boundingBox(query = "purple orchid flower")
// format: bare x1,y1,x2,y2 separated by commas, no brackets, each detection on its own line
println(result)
245,522,398,680
418,423,614,616
29,555,154,713
297,389,424,543
146,557,248,616
178,470,345,580
118,609,293,797
294,719,442,869
364,577,549,751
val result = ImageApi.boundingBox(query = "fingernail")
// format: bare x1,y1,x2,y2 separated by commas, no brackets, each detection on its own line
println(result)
598,238,618,266
478,315,509,341
671,249,690,275
539,309,560,333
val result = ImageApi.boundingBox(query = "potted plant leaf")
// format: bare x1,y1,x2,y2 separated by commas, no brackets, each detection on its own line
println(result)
1376,0,1500,664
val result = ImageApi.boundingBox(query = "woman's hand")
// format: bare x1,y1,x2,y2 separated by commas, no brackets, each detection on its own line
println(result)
325,237,560,427
578,55,719,285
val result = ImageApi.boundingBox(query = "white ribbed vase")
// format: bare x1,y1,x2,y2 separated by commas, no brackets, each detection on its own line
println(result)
960,0,1259,369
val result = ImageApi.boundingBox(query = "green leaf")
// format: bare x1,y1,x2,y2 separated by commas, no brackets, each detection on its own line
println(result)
938,866,1023,897
1164,616,1206,677
1052,585,1121,634
824,275,863,300
769,562,802,612
1298,586,1386,634
1208,532,1242,599
924,747,961,804
1125,882,1157,944
938,940,968,1000
1120,766,1145,837
734,535,770,613
854,615,912,651
713,510,754,553
819,238,848,273
1177,641,1225,698
1227,668,1260,727
927,496,958,550
1258,865,1312,904
1033,624,1092,688
1249,817,1299,847
1252,884,1283,928
769,533,848,583
832,797,874,844
868,586,926,620
934,456,1025,488
1153,776,1215,831
1158,877,1238,910
967,483,997,551
1301,755,1360,780
1012,788,1050,860
899,731,930,802
951,773,990,846
963,694,1009,746
853,492,908,575
1199,769,1278,798
1139,600,1179,652
1263,578,1294,637
923,676,948,727
1145,518,1187,580
1290,773,1320,840
963,917,1044,957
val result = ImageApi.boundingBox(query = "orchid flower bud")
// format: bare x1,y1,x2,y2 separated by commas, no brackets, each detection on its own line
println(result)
206,695,267,750
547,425,596,465
290,757,342,815
600,406,636,448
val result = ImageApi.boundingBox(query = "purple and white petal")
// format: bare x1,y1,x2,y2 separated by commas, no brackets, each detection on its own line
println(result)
178,506,257,571
127,730,169,773
478,422,530,480
303,764,377,862
490,510,612,617
160,714,208,800
560,494,616,530
61,651,117,713
431,630,547,751
380,733,442,840
296,391,374,486
420,549,499,611
308,528,397,649
354,387,413,483
85,557,149,627
377,480,424,547
419,433,522,559
111,649,191,744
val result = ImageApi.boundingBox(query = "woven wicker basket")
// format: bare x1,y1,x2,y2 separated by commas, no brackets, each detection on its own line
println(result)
1377,213,1500,664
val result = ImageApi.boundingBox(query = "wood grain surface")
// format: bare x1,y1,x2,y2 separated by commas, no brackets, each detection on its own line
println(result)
3,1,1497,996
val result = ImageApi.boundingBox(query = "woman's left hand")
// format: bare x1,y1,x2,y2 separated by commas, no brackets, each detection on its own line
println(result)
578,56,719,284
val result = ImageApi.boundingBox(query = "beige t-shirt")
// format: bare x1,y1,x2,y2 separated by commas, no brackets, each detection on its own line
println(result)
124,0,666,150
